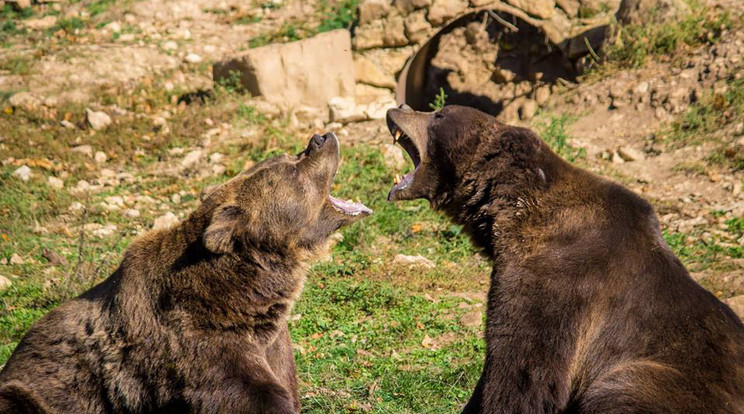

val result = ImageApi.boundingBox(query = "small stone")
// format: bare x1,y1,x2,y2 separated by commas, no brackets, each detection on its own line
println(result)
460,309,483,327
24,15,58,30
0,275,11,291
535,86,551,107
94,151,108,164
13,165,31,182
519,99,538,120
181,150,204,170
504,0,555,18
328,97,366,123
611,151,626,164
42,248,68,266
184,53,202,64
60,120,75,129
72,145,94,158
153,212,180,230
104,21,122,33
393,254,435,269
427,0,468,26
9,253,24,265
171,193,181,204
75,180,91,192
48,176,64,189
212,164,227,176
163,40,178,50
358,0,389,24
118,33,136,42
404,10,432,43
353,21,385,50
734,123,744,136
86,109,112,130
92,224,117,238
123,209,140,218
383,15,408,47
9,92,41,110
209,152,224,164
617,146,645,162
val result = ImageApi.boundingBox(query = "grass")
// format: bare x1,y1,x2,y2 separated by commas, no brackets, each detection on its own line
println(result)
538,115,585,163
0,55,33,76
586,1,740,76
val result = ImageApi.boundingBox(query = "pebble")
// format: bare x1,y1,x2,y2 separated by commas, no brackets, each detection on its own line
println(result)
123,209,140,218
163,40,178,50
48,176,64,189
153,212,179,230
181,150,203,170
60,120,76,129
72,145,94,157
13,165,31,182
0,275,11,291
393,254,435,269
617,146,644,162
184,53,203,64
209,152,224,164
92,224,117,238
86,109,112,130
94,151,108,164
9,253,24,265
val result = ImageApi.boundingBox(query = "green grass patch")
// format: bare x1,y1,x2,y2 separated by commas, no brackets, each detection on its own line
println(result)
538,115,585,163
0,55,33,76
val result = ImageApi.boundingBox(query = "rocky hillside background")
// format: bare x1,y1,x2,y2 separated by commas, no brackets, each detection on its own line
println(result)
0,0,743,412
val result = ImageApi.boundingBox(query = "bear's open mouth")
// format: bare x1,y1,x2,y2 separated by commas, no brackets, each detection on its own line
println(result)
388,122,421,199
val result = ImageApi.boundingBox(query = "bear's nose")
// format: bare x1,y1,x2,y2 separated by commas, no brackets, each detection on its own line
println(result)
308,133,326,152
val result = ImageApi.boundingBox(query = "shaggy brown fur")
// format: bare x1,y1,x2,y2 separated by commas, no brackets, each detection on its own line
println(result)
0,133,370,414
386,105,744,414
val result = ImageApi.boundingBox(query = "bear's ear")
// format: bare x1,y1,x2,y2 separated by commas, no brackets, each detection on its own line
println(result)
204,205,244,254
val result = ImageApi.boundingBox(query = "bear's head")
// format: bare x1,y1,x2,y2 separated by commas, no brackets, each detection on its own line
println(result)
386,105,558,248
195,133,371,260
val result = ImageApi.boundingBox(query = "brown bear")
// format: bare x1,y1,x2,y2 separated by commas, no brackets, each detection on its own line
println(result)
386,104,744,414
0,133,371,414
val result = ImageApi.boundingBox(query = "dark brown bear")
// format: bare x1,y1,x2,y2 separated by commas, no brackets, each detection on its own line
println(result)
0,133,371,414
386,104,744,414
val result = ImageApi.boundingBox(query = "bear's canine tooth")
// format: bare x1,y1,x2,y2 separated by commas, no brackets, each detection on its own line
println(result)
394,174,401,184
394,130,402,142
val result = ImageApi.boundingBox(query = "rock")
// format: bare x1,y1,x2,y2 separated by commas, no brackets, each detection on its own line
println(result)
214,30,356,108
427,0,468,26
535,86,551,107
212,164,227,176
725,295,744,321
460,309,483,327
519,99,538,120
354,20,385,50
92,224,117,238
48,176,64,189
71,145,94,158
393,254,435,269
181,149,204,170
358,0,390,24
13,165,31,182
184,53,203,64
395,0,432,13
7,0,30,9
505,0,555,18
9,92,41,110
361,95,396,120
104,21,122,33
611,151,625,164
616,0,688,25
404,10,432,43
94,151,108,164
328,97,366,123
61,120,75,129
163,40,178,50
383,15,408,47
23,15,58,30
355,55,397,90
209,152,224,164
9,253,24,265
617,146,644,162
381,144,407,170
86,108,112,130
556,0,580,17
0,275,11,291
153,212,180,230
123,209,140,218
42,248,68,266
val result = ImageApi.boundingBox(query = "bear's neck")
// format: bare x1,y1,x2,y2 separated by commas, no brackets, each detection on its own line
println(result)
123,218,307,342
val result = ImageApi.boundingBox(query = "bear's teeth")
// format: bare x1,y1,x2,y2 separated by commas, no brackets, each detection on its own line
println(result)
394,174,401,184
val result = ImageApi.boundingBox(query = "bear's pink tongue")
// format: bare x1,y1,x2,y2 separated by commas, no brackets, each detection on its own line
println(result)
329,195,372,216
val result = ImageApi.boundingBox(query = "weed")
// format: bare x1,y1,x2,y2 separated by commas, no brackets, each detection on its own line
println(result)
317,0,359,33
0,55,32,76
429,87,448,111
538,115,585,163
55,17,85,33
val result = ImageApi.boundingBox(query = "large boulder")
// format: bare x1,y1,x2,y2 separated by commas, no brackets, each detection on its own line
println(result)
213,30,356,108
